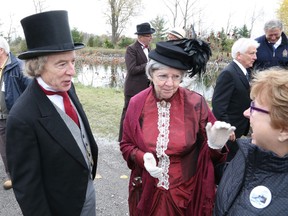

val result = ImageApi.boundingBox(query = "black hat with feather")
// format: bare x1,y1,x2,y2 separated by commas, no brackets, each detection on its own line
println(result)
148,39,212,78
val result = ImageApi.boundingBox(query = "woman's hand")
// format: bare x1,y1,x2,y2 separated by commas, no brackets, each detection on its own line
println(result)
143,153,162,178
206,121,236,149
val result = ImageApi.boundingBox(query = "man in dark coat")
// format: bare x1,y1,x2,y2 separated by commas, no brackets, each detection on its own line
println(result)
6,11,98,216
118,22,155,141
212,38,259,161
254,19,288,71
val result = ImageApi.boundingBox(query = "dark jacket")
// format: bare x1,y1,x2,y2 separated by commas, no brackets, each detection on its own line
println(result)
214,139,288,216
3,52,31,111
124,40,150,97
6,79,98,216
212,61,250,138
254,32,288,70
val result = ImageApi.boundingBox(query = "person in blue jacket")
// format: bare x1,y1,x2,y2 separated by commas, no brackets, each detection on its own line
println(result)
253,19,288,71
0,36,31,190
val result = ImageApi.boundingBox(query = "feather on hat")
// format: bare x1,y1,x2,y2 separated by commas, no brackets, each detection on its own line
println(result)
148,39,212,78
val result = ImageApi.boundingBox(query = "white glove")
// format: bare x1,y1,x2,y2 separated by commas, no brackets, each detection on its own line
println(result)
143,153,162,178
205,121,236,149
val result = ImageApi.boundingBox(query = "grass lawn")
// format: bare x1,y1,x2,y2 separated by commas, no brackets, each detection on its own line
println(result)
74,83,124,140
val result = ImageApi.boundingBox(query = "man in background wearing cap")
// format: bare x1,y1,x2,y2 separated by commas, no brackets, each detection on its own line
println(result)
0,36,31,190
6,11,98,216
167,27,186,40
118,22,155,142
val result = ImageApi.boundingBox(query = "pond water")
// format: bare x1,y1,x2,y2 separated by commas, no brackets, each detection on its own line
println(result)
76,62,225,101
76,64,126,89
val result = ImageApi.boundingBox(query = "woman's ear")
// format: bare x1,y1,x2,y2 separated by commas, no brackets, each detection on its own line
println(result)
278,128,288,142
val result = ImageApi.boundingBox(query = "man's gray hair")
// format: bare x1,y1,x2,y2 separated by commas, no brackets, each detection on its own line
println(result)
25,56,48,77
231,38,260,59
264,19,283,32
0,36,10,54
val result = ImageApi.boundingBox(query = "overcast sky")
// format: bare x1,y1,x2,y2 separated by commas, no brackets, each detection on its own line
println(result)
1,0,282,39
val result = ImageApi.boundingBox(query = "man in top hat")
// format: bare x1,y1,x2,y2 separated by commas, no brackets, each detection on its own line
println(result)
118,22,155,142
6,10,98,216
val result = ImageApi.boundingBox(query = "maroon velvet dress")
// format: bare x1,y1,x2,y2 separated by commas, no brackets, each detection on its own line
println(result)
120,86,226,216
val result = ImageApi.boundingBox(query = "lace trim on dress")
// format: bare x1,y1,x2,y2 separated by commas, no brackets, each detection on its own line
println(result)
156,100,171,190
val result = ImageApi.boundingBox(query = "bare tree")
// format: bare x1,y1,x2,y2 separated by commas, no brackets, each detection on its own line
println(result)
33,0,46,13
163,0,201,38
6,14,16,43
104,0,141,46
164,0,180,27
248,6,264,37
0,12,18,43
225,13,233,35
178,0,199,29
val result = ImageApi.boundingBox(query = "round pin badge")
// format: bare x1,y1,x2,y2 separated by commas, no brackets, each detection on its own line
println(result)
249,185,272,209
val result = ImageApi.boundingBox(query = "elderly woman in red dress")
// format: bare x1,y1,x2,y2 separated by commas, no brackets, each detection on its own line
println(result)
120,39,235,216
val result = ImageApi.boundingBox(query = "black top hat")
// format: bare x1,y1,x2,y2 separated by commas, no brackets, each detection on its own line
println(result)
18,10,84,60
148,39,212,78
135,22,155,35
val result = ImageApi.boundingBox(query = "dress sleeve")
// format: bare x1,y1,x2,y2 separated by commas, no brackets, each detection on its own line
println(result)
120,95,146,169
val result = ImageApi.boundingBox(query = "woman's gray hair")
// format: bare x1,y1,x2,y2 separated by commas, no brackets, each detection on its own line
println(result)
264,19,283,32
25,56,48,77
231,38,260,59
0,36,10,54
146,59,186,80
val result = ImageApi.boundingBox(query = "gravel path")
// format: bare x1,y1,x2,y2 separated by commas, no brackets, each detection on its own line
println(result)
0,136,130,216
